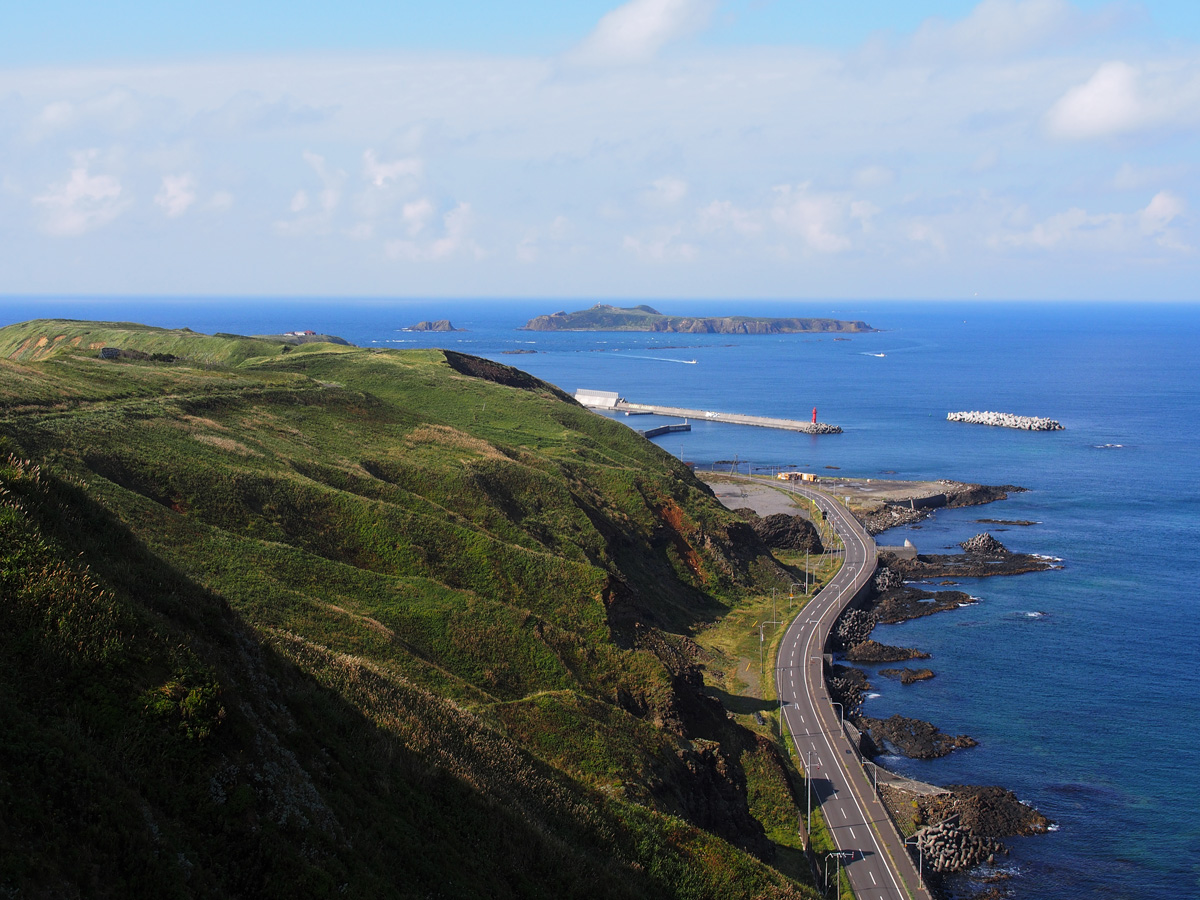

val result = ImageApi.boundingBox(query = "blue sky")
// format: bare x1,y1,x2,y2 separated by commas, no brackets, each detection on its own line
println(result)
3,0,1199,299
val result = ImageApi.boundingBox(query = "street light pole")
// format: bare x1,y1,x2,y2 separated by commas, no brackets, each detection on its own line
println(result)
863,759,878,793
805,750,813,834
778,671,785,738
831,701,844,732
824,852,843,899
905,836,924,882
758,620,783,694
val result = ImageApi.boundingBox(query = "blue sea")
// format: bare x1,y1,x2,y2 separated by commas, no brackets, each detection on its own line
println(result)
4,296,1199,899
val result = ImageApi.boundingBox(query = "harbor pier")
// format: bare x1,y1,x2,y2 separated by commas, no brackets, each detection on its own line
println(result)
573,389,841,434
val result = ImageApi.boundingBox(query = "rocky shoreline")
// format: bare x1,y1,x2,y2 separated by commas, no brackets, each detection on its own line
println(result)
857,482,1024,535
947,411,1064,431
825,531,1057,891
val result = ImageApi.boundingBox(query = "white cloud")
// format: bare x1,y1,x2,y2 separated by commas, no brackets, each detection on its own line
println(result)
1046,60,1200,140
623,226,698,261
276,151,346,236
363,149,422,187
386,201,478,261
33,152,128,236
1046,61,1144,139
27,89,155,141
996,192,1189,253
401,198,435,236
2,27,1198,297
644,175,689,206
850,200,881,228
1139,190,1187,249
910,0,1080,60
155,173,197,217
853,166,895,189
906,221,948,254
697,200,762,236
1112,162,1189,191
971,149,1000,173
1000,206,1114,248
572,0,714,65
194,91,335,136
517,215,572,263
770,184,853,254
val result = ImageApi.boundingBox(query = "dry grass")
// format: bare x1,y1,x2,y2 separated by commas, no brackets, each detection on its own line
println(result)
322,603,396,639
192,434,261,456
403,423,505,459
181,414,231,432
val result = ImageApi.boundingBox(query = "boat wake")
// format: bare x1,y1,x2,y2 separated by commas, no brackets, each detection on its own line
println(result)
618,354,698,364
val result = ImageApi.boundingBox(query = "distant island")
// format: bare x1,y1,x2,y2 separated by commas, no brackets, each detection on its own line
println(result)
405,320,461,332
522,304,874,334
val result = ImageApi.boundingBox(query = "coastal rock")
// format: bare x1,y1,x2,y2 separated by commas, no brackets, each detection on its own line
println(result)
960,532,1008,554
928,785,1052,838
406,320,460,332
858,482,1026,535
879,667,935,684
873,587,976,625
842,640,929,663
883,550,1056,579
947,411,1063,431
860,714,977,759
880,782,1052,876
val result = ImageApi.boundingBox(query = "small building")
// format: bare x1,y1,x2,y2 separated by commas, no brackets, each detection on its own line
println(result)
574,389,620,409
99,347,121,360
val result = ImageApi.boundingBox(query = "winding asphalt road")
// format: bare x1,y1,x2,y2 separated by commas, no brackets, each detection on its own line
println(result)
714,476,931,900
777,485,932,900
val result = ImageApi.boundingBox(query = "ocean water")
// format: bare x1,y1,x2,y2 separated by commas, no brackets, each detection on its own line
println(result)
4,296,1199,899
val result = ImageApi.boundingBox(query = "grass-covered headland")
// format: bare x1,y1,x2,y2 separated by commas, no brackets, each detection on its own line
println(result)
0,319,825,899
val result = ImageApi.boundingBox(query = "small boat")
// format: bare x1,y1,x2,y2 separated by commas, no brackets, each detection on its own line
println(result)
872,352,886,358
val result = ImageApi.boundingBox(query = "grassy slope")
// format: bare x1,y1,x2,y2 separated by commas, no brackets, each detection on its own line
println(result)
0,320,819,899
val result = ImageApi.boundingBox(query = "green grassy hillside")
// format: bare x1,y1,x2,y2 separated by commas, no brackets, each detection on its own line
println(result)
0,319,821,899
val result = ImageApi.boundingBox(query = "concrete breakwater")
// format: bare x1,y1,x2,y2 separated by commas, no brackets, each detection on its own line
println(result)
573,389,842,433
616,402,842,434
638,422,691,439
947,411,1063,431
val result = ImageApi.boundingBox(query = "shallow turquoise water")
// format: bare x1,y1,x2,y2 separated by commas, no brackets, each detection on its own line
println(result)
5,297,1198,898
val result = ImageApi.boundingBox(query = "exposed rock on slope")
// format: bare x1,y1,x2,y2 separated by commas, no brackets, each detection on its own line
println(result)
734,509,824,553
